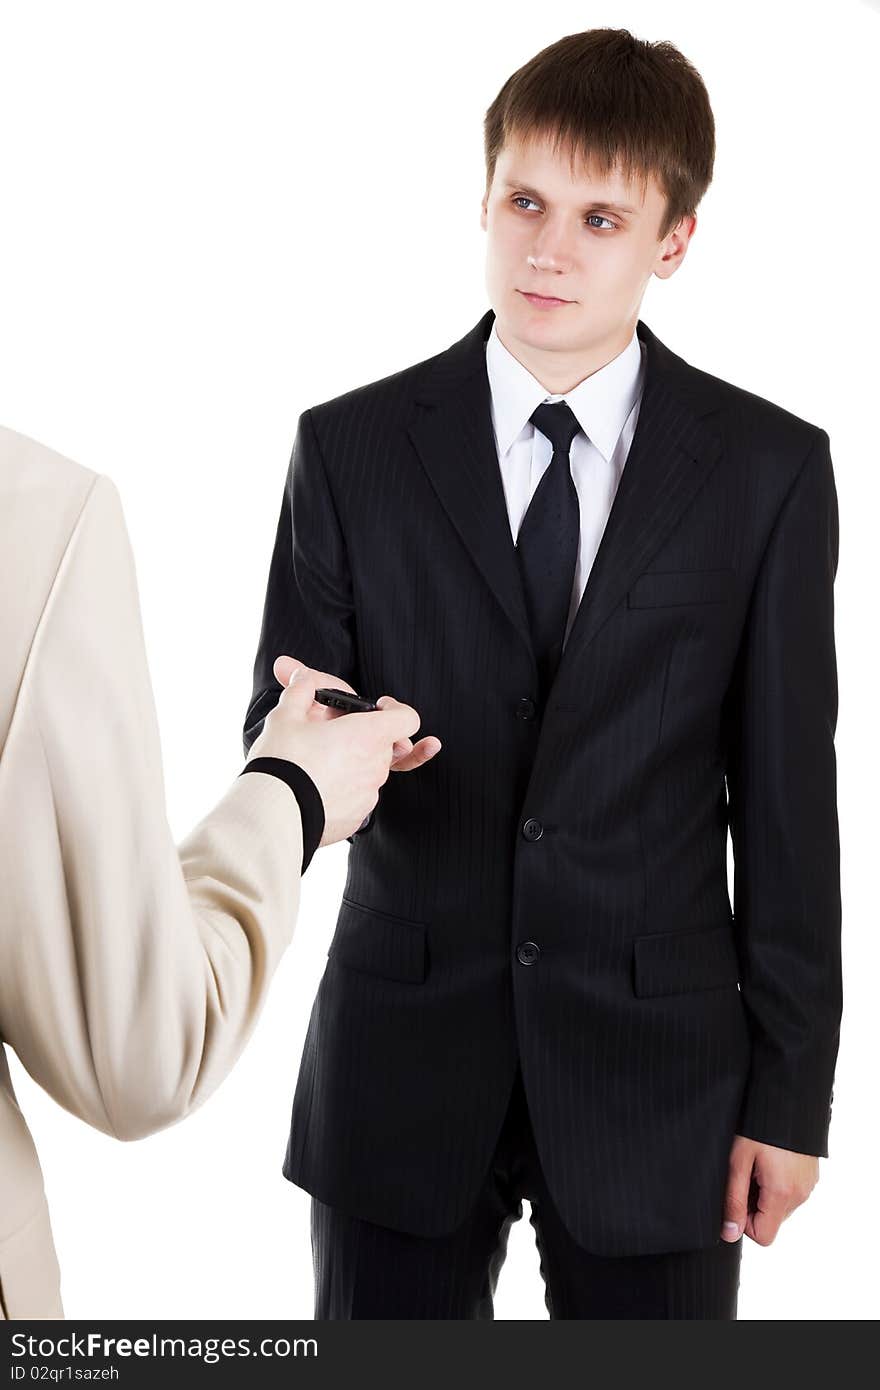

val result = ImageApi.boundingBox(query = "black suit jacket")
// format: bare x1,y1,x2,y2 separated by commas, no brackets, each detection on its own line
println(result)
244,308,841,1256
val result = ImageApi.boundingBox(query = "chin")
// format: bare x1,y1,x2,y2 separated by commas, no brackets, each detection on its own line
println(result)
513,300,578,333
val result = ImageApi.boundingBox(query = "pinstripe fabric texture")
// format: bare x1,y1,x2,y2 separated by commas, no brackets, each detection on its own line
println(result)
244,308,841,1257
310,1065,742,1319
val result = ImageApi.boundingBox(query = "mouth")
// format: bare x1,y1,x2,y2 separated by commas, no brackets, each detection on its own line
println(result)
517,289,573,308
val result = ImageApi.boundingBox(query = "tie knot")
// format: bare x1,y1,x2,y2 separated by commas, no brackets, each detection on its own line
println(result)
529,400,581,456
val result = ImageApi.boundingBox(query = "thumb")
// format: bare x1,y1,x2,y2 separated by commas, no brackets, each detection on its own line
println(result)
281,663,319,711
722,1143,753,1241
274,655,303,687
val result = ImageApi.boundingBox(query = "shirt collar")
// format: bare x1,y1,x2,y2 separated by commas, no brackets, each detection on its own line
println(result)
485,319,645,464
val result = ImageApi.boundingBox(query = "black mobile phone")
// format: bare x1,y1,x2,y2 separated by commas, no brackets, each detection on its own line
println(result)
314,686,378,714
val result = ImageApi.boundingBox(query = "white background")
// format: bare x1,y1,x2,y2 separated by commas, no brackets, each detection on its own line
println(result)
0,0,876,1321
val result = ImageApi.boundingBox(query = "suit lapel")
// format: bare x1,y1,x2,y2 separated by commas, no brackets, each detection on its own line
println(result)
408,311,534,663
557,324,726,678
407,308,726,678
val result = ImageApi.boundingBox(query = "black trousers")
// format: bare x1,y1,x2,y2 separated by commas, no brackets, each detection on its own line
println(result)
310,1065,743,1319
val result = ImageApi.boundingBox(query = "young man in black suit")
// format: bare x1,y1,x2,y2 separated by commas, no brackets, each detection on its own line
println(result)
245,27,841,1319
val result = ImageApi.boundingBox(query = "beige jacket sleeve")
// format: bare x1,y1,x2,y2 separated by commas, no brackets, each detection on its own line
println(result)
0,472,305,1142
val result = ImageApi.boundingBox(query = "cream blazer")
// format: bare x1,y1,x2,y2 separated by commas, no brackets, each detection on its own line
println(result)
0,426,305,1319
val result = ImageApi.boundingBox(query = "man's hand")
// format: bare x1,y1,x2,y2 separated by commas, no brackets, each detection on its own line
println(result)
381,698,442,773
722,1135,819,1246
272,655,441,771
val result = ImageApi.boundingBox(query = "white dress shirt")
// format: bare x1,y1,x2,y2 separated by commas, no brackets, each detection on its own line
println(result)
485,320,646,645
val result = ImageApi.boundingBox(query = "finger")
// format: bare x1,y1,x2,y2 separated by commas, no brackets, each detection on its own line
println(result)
273,655,304,687
283,664,360,719
745,1186,788,1247
746,1210,784,1246
721,1145,753,1241
306,697,346,722
278,660,358,700
374,695,422,741
309,671,358,696
391,737,442,772
281,665,320,711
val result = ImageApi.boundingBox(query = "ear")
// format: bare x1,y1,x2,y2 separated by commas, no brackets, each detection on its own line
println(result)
653,213,696,281
478,180,492,229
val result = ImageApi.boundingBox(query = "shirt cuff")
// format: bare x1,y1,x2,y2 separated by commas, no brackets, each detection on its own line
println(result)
238,757,325,873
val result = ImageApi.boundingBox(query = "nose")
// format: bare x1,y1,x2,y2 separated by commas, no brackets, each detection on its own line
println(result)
528,216,578,274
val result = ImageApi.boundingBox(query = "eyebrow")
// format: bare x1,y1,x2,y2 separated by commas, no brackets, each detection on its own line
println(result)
502,180,639,217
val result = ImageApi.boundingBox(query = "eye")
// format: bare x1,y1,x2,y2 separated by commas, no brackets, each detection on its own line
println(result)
511,198,617,231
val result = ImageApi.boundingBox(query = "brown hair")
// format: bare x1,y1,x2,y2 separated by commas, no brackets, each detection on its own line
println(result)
483,28,715,241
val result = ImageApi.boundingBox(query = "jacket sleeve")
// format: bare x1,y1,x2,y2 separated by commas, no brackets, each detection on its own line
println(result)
243,409,360,752
0,473,305,1141
726,427,842,1156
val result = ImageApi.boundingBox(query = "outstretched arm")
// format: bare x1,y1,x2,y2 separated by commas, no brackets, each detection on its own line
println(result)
0,474,307,1142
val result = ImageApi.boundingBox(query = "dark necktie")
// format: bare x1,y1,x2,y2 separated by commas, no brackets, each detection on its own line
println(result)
515,400,582,698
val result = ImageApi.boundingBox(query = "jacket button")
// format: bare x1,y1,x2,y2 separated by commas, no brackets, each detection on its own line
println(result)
522,817,543,841
515,697,537,721
517,941,540,966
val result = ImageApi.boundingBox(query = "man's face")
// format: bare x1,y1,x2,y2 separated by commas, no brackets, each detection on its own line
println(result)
480,131,694,374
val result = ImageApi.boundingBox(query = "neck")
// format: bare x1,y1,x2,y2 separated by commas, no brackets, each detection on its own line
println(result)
495,316,637,395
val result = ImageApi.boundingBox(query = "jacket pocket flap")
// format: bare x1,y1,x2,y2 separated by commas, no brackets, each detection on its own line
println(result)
628,568,735,608
633,921,739,998
328,898,428,984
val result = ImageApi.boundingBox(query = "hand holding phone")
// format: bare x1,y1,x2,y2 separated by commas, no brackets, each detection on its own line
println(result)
310,683,441,832
314,687,378,714
312,684,440,775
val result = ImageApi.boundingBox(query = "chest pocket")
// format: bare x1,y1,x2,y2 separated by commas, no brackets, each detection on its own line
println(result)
628,568,735,608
